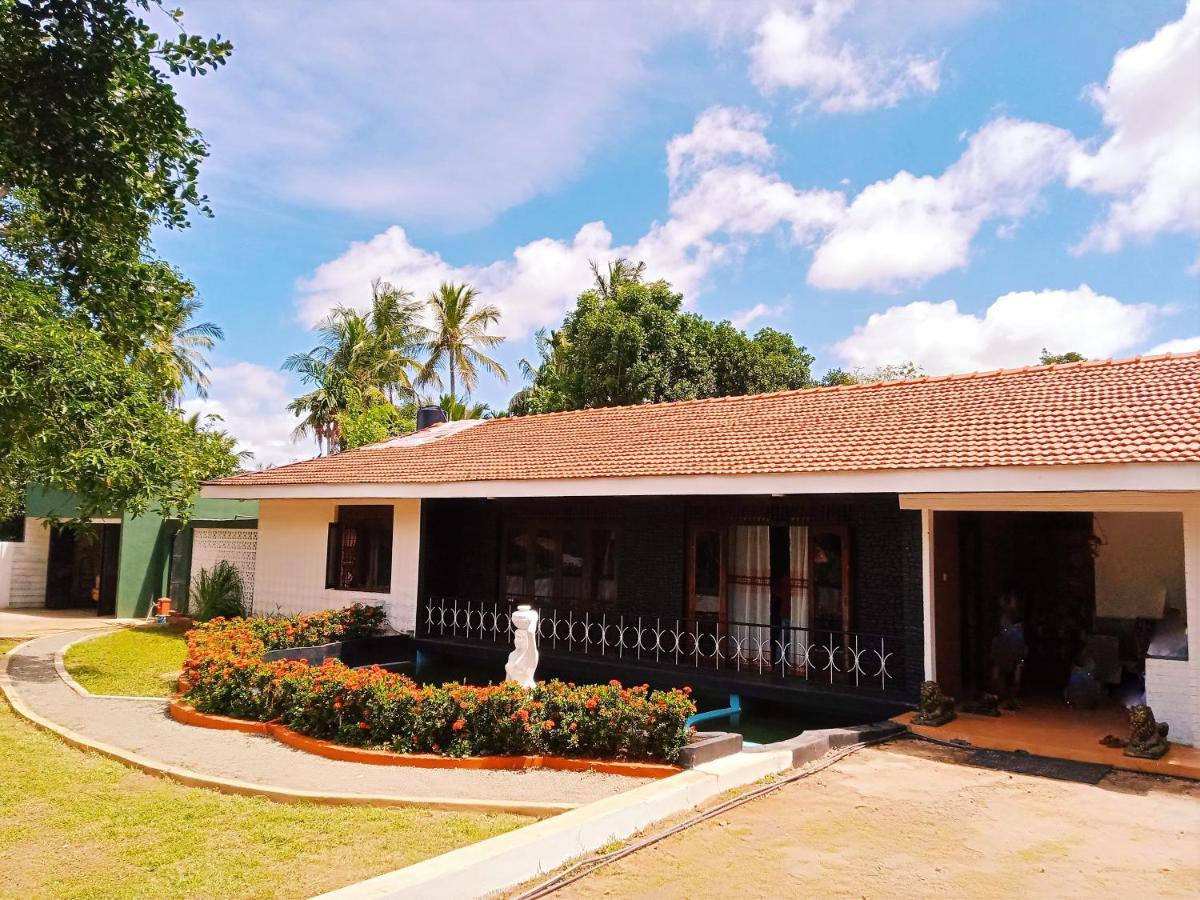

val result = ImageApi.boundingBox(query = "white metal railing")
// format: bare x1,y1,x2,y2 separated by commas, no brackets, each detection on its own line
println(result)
420,596,901,692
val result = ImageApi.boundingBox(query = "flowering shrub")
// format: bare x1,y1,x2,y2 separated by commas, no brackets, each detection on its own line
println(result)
181,606,696,763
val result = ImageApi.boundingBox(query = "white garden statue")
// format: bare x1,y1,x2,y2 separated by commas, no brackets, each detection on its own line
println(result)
505,605,539,688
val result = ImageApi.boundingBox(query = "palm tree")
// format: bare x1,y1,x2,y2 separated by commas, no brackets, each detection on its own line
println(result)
138,296,223,404
589,258,645,301
436,392,492,421
284,355,350,456
368,279,427,402
284,283,427,455
419,282,507,400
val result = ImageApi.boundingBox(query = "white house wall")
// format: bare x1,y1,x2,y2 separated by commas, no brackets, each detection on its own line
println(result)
253,498,421,632
0,517,49,609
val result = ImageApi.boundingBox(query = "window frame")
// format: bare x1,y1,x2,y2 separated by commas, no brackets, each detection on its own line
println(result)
325,504,394,593
500,518,620,610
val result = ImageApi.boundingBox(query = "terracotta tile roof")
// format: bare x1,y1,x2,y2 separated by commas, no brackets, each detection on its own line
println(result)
214,352,1200,486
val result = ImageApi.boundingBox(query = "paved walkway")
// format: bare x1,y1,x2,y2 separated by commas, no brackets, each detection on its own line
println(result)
0,608,141,637
3,630,648,807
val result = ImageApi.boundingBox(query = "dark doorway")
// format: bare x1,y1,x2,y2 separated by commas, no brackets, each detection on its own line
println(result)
954,512,1096,698
45,523,121,615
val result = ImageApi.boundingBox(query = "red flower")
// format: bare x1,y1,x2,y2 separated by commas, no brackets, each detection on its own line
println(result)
358,721,370,730
452,719,465,731
608,679,621,687
585,698,598,710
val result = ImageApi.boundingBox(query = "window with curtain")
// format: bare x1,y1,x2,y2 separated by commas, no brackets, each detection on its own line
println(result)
687,518,846,665
728,525,771,653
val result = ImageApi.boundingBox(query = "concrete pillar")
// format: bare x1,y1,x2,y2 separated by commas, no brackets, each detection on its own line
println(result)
921,508,936,681
1183,509,1200,745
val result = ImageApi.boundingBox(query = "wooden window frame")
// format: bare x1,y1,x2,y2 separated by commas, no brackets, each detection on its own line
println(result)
500,518,620,609
325,505,394,593
684,519,852,632
686,522,727,621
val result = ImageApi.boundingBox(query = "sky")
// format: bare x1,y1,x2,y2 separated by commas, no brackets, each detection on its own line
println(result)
161,0,1200,467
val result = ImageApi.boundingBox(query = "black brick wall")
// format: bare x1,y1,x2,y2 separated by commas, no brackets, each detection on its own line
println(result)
420,493,924,699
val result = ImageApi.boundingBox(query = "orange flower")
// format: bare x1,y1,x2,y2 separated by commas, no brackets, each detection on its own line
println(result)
452,719,465,731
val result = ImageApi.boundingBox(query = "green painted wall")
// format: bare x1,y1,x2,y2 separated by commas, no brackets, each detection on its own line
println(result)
25,485,257,616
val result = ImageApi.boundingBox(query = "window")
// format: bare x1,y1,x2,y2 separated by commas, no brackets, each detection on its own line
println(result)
686,521,849,634
501,521,618,608
326,505,393,592
0,514,24,543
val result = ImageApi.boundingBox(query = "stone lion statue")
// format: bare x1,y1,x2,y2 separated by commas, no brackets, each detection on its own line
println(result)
1125,704,1170,760
912,680,957,727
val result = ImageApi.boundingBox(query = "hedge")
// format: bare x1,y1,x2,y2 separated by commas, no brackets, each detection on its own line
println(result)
181,605,696,763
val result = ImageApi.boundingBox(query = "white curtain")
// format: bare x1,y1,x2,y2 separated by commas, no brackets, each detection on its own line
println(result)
788,525,810,666
728,525,770,660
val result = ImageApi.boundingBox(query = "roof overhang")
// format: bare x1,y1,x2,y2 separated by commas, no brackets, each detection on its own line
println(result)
202,462,1200,501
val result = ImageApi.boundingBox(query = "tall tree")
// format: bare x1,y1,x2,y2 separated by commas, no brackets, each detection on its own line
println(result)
510,260,813,414
0,1,234,519
284,286,426,455
366,279,426,402
136,295,224,404
419,282,507,401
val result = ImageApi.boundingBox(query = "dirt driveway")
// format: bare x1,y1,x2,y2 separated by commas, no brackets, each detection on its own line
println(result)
551,742,1200,899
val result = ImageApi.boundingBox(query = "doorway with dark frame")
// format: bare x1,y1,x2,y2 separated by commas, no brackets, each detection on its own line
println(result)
45,523,121,616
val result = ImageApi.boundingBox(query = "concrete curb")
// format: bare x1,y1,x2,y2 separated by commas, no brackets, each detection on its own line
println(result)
54,627,166,702
316,747,795,899
1,637,573,818
754,720,907,768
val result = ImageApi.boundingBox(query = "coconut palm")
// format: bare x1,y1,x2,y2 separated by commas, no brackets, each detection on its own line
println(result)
418,282,507,400
436,392,493,421
138,296,223,404
368,279,427,402
284,284,427,455
284,355,350,456
589,258,645,301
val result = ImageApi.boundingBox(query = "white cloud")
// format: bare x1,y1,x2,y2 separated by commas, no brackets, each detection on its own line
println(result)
808,117,1079,291
1146,336,1200,355
297,106,845,333
748,1,942,112
173,2,988,227
183,363,317,468
731,302,788,330
834,285,1159,373
174,3,677,228
1068,0,1200,252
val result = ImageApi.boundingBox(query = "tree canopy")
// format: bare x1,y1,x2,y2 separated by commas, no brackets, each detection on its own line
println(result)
509,261,814,414
1039,348,1086,365
0,0,237,518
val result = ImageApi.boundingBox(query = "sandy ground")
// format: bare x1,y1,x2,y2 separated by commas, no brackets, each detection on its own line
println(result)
4,630,649,805
546,741,1200,899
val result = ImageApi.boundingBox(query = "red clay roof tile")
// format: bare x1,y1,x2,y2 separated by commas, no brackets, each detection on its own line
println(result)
213,352,1200,486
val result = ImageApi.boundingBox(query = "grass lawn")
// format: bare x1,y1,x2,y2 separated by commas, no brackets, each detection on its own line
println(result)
63,625,189,697
0,639,529,899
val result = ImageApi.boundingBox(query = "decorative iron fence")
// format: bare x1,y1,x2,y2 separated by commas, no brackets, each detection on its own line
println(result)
420,596,903,692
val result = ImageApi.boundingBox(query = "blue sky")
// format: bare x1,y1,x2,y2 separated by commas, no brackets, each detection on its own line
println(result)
162,0,1200,466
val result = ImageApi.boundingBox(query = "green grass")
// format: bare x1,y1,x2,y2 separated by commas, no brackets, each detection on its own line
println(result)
0,639,529,899
63,625,189,697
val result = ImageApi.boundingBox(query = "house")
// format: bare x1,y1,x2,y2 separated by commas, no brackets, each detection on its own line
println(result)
0,486,258,618
201,353,1200,744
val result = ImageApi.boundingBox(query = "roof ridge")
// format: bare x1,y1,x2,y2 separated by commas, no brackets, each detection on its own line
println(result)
486,349,1200,424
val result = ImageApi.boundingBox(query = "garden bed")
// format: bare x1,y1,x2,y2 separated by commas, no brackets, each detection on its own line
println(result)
179,605,695,765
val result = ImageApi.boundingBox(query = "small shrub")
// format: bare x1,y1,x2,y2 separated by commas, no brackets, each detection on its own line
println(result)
190,561,247,622
181,605,695,763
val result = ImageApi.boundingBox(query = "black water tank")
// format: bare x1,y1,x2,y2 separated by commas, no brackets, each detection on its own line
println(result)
416,405,448,431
